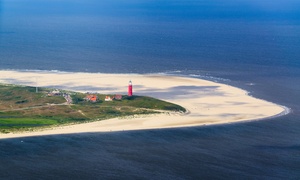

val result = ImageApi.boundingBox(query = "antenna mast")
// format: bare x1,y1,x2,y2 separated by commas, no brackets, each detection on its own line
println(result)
35,78,38,93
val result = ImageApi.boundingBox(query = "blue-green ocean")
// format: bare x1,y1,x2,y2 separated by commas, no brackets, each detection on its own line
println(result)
1,0,300,179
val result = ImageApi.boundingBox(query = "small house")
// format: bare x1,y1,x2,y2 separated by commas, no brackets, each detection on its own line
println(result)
105,96,113,101
48,89,61,96
85,95,98,102
114,94,122,100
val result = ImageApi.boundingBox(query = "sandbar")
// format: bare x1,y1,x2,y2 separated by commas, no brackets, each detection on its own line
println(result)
0,70,288,139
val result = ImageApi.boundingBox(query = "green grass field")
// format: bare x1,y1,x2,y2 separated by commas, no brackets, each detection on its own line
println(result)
0,84,185,133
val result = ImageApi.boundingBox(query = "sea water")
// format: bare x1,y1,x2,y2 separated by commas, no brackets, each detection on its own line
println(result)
0,0,300,179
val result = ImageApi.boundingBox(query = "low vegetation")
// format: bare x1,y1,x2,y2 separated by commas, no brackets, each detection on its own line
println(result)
0,84,185,133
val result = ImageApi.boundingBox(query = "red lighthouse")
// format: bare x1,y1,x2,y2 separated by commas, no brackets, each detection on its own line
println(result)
128,80,133,96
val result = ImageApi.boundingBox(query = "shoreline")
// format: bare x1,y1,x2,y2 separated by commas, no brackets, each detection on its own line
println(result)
0,70,289,139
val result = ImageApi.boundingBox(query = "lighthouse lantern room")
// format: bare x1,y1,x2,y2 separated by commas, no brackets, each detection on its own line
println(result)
128,80,133,96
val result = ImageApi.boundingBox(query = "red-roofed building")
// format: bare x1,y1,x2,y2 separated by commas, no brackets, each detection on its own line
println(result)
114,94,122,100
85,95,98,102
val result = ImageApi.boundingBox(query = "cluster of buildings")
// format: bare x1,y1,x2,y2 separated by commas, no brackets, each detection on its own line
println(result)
47,81,133,104
84,94,122,102
84,80,133,103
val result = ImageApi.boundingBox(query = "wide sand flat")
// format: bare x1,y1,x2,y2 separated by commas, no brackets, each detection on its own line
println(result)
0,70,287,139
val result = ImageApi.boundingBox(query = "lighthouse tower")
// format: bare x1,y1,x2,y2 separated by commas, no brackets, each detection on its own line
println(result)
128,80,133,96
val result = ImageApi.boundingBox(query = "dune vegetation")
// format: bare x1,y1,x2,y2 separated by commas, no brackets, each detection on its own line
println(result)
0,84,185,133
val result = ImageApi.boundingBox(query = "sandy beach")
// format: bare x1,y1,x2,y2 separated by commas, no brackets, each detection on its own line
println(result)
0,70,288,139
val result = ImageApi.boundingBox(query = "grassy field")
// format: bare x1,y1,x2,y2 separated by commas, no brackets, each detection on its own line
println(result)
0,84,185,133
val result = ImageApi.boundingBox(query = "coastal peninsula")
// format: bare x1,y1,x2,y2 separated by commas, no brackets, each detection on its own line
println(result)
0,70,287,139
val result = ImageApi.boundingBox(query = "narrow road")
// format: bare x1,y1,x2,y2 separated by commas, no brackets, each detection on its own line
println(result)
63,93,73,104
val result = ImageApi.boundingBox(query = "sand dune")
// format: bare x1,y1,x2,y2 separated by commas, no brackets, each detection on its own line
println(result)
0,70,288,139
